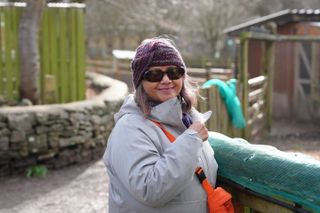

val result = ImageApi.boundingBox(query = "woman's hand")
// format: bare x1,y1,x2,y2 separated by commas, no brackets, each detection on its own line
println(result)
189,121,208,141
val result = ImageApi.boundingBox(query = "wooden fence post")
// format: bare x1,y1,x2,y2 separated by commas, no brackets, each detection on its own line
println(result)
265,40,275,133
240,33,250,140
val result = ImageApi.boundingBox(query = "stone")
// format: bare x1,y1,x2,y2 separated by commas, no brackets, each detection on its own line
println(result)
11,131,26,143
50,124,64,132
0,137,9,151
38,151,55,160
0,128,10,136
36,112,49,124
0,122,7,128
8,114,34,133
91,115,101,125
59,136,85,148
60,129,76,137
36,126,48,134
28,134,48,154
60,112,69,120
19,144,29,157
48,135,59,150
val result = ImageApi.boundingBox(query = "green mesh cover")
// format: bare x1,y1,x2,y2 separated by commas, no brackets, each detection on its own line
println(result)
209,132,320,212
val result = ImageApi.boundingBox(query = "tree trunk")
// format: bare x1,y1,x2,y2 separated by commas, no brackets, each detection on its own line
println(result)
19,0,45,104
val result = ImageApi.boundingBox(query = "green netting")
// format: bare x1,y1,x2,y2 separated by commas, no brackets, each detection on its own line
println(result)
209,132,320,212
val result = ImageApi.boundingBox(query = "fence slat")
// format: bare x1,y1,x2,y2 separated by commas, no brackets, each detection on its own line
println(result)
69,8,77,101
76,7,85,100
59,7,68,103
0,9,4,97
12,6,20,100
4,8,12,99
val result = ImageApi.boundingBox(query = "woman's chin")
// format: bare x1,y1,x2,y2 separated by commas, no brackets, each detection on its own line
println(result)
157,94,176,102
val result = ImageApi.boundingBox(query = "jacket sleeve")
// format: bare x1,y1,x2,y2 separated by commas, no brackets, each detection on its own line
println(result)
105,117,203,207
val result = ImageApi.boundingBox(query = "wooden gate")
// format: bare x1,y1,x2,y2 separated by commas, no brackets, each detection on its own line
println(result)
294,41,320,121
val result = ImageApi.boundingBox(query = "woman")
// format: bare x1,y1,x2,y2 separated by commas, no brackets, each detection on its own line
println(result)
103,37,218,213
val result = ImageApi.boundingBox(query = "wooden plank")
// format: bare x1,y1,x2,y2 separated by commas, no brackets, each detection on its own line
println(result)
265,41,275,131
86,58,113,68
49,8,58,103
10,6,18,100
220,183,295,213
311,42,319,103
246,31,320,42
248,112,265,126
0,9,4,96
59,7,68,103
239,34,250,140
220,97,228,135
69,8,77,101
39,7,50,103
14,6,22,100
248,100,264,116
197,89,207,113
206,87,214,131
75,7,85,100
249,88,265,102
4,7,12,99
248,75,266,87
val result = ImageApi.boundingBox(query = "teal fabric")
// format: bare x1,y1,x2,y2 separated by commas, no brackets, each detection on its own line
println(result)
209,132,320,212
202,79,246,128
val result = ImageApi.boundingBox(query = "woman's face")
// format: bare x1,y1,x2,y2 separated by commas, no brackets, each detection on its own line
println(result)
142,65,184,103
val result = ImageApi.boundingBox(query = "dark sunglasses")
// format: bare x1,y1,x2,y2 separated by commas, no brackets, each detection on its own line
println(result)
143,67,185,82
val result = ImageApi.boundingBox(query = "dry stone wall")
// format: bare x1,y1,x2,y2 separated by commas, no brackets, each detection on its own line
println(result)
0,72,128,176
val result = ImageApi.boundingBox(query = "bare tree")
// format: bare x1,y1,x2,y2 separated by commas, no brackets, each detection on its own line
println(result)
19,0,45,104
182,0,262,56
86,0,320,60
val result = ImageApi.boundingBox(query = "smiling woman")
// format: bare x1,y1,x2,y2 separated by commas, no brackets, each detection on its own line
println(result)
103,37,221,213
141,65,184,103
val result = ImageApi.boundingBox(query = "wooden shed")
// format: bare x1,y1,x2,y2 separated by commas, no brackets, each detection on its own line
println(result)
225,9,320,122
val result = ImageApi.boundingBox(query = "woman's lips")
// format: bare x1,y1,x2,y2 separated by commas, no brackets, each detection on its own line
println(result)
158,87,174,93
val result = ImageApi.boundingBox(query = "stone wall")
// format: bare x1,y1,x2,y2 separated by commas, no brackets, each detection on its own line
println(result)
0,72,128,176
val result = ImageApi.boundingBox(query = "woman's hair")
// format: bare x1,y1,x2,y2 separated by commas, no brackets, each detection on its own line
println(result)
134,74,199,115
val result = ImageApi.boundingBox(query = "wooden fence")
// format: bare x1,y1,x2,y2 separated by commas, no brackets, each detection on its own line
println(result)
0,2,86,104
39,3,86,103
0,3,23,102
197,70,270,140
87,57,133,91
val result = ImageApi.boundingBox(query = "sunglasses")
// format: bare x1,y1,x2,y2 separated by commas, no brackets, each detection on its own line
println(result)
142,67,185,82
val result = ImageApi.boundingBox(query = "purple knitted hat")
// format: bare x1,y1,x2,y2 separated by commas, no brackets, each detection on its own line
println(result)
131,38,186,89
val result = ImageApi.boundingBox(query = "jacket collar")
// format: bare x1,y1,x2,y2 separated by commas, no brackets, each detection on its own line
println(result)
147,97,185,129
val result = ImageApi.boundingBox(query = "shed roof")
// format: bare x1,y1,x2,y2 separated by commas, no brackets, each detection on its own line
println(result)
225,9,320,36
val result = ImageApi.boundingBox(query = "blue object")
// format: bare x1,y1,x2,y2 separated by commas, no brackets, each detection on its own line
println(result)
202,78,246,128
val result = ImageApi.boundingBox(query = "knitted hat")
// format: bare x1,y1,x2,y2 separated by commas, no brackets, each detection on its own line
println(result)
131,38,186,89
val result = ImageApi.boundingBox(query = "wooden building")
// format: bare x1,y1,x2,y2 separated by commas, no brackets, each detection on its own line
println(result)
225,9,320,122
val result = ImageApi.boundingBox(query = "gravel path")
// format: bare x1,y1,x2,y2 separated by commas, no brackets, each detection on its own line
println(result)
0,160,109,213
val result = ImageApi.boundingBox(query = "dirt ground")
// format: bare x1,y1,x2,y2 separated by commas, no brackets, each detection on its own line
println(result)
0,120,319,213
0,160,109,213
252,120,320,161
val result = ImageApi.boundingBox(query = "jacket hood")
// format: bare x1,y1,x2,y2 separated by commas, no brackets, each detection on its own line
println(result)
114,94,143,123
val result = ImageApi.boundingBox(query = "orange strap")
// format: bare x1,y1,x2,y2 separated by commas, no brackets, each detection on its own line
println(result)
149,120,176,143
149,119,234,213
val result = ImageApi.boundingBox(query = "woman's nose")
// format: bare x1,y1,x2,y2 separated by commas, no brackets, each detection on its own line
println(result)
160,73,171,83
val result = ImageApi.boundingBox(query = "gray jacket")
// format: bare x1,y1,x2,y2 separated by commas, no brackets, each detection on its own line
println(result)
103,95,218,213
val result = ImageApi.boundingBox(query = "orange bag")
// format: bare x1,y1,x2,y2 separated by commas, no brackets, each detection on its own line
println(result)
150,120,234,213
195,167,234,213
